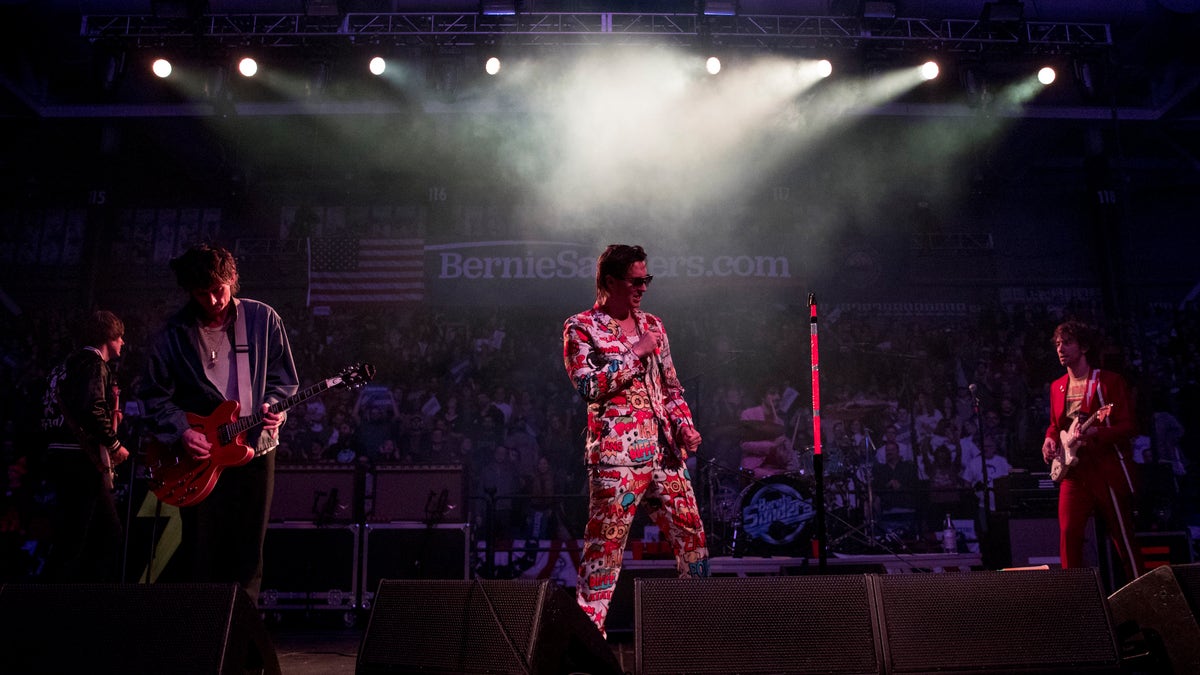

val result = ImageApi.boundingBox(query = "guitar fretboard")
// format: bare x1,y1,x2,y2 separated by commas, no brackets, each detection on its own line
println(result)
216,377,340,448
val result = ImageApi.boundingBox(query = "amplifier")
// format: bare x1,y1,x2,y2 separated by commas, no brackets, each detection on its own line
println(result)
270,464,358,523
370,464,466,523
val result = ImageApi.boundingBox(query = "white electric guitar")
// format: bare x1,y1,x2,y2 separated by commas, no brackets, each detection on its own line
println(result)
1049,403,1114,484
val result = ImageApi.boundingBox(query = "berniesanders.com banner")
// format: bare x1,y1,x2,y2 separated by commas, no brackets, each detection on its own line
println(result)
426,240,802,306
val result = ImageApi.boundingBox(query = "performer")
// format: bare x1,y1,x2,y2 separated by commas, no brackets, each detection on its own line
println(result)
563,244,708,636
141,244,298,601
40,310,130,581
739,383,799,479
1041,320,1142,581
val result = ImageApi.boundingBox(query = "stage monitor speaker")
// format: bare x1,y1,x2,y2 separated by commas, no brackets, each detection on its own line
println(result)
1107,563,1200,674
356,579,621,675
876,568,1120,674
0,583,279,675
635,575,883,675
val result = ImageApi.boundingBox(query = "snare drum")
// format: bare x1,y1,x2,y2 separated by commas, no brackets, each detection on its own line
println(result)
737,475,816,550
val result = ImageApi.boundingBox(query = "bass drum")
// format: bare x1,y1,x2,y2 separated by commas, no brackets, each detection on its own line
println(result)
736,474,815,553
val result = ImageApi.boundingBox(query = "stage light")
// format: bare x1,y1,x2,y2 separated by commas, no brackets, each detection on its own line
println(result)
1037,66,1056,85
702,1,737,16
921,61,940,81
481,1,516,15
238,57,258,77
862,1,897,20
152,58,172,79
815,59,833,78
981,1,1024,25
706,56,722,76
369,56,386,76
485,56,501,75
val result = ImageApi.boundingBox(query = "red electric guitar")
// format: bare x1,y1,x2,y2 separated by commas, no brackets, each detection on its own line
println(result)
145,362,374,507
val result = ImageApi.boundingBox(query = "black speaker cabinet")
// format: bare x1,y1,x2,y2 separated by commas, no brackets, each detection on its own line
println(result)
635,575,883,675
876,569,1120,674
362,523,470,600
371,464,466,523
356,579,621,675
1108,563,1200,674
260,522,359,612
0,583,279,675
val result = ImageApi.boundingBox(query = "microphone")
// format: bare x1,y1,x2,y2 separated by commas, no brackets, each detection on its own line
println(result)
968,383,981,402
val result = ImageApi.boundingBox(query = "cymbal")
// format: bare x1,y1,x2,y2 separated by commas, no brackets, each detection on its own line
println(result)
829,401,891,419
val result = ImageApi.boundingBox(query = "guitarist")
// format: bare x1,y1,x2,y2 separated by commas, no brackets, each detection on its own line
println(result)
1041,320,1142,582
141,244,298,602
40,310,130,582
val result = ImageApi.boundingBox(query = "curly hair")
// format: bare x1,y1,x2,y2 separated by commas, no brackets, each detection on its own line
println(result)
169,244,240,295
1053,320,1095,355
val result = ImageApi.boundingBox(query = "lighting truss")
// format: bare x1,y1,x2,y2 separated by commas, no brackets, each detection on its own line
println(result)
81,11,1112,54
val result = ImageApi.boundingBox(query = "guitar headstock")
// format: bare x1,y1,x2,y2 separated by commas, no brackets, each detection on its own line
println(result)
1095,403,1114,422
336,362,376,390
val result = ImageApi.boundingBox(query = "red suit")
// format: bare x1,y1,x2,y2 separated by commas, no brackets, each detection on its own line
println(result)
1044,368,1141,580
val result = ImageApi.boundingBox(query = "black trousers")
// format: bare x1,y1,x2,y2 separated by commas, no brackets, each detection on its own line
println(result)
44,447,123,582
180,452,274,603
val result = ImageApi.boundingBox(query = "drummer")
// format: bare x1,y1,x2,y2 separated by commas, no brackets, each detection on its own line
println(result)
739,383,800,480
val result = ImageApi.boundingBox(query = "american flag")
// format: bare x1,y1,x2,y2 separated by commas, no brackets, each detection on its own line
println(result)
307,238,425,305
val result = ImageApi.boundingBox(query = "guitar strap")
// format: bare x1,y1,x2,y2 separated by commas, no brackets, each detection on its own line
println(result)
233,299,276,455
233,298,253,413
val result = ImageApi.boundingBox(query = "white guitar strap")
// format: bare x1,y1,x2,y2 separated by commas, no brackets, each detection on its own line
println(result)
233,298,253,414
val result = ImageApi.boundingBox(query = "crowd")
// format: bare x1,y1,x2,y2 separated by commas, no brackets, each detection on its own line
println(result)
2,292,1197,579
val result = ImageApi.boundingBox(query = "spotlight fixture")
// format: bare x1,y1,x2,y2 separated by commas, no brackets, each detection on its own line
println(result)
369,56,386,75
304,0,339,16
920,61,940,81
862,1,897,20
480,1,516,16
485,56,501,75
706,56,722,75
151,58,172,78
702,1,737,16
815,59,833,78
238,57,258,77
981,1,1024,25
1037,66,1056,85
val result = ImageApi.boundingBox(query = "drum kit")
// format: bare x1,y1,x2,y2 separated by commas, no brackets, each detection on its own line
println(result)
700,406,899,557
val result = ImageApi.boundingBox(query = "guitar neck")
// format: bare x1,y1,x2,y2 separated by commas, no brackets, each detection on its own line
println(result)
220,378,338,447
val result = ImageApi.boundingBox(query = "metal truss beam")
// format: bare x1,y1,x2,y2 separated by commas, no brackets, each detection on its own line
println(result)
81,12,1112,54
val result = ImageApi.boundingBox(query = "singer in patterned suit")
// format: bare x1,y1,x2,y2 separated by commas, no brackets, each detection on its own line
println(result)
562,244,709,636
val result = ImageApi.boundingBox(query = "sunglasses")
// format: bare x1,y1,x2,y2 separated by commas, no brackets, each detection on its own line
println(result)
624,275,654,287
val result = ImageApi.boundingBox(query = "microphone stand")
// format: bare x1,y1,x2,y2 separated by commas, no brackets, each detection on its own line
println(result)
971,387,990,560
809,294,827,571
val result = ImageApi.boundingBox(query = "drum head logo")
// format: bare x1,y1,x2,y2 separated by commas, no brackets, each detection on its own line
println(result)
742,481,815,545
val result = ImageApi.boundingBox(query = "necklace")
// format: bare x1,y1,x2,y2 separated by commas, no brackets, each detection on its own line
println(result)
197,323,228,369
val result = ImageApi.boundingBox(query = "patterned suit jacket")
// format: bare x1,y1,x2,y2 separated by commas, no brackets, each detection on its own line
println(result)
563,305,695,467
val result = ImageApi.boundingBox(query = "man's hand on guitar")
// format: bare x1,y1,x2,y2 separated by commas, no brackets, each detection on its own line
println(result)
1041,436,1060,464
112,444,130,466
261,403,285,436
183,427,213,459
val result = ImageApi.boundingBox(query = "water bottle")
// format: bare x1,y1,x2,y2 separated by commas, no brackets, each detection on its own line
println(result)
941,513,957,553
